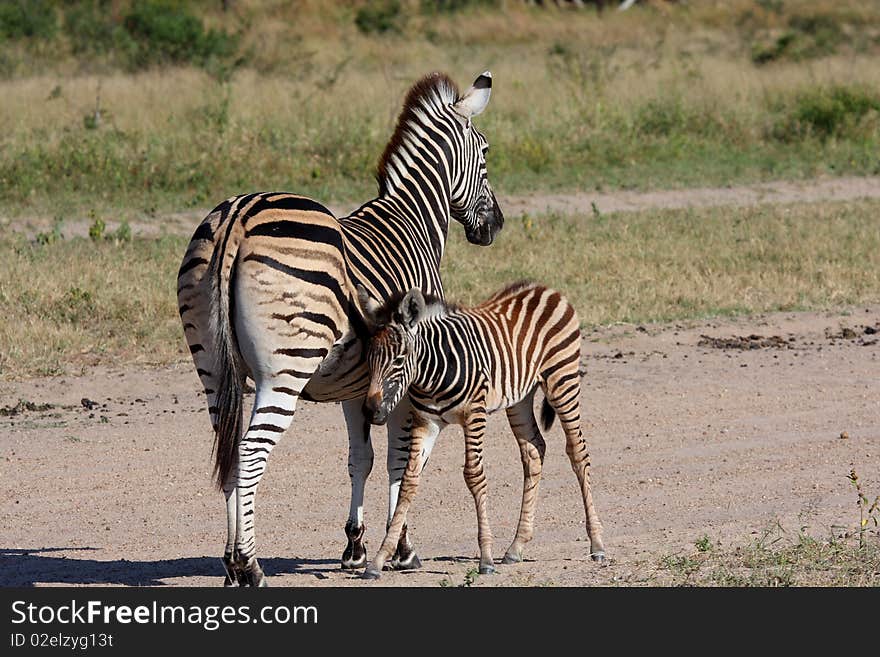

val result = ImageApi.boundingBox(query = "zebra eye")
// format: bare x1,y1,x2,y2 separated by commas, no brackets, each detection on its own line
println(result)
392,355,406,367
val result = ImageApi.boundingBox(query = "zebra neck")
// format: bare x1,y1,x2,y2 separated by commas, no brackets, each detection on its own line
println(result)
376,134,454,259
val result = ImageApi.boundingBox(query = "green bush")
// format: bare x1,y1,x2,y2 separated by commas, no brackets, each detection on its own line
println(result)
355,0,403,35
420,0,500,13
64,1,127,56
751,12,845,65
0,0,57,40
774,85,880,141
123,0,237,69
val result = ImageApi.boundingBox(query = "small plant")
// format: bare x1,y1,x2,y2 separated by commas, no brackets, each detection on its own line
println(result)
35,217,64,246
89,216,106,241
461,567,480,587
695,535,713,553
848,468,880,550
113,220,132,243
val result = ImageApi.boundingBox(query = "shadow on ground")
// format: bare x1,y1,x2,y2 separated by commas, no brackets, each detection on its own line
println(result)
0,548,338,586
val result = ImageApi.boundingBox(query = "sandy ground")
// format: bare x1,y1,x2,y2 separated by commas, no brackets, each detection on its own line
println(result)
2,307,878,587
7,175,880,240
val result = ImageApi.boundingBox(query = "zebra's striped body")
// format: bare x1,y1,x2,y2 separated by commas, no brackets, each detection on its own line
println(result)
177,72,503,586
359,281,605,578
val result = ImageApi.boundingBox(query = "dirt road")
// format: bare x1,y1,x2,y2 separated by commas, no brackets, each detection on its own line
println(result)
2,307,877,586
9,175,880,240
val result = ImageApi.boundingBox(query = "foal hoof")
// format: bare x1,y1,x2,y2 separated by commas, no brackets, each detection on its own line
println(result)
479,563,496,575
590,550,606,562
392,552,422,571
501,552,522,565
361,567,382,580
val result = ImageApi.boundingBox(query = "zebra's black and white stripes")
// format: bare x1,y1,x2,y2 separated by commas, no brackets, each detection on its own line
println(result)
358,281,605,578
177,71,504,586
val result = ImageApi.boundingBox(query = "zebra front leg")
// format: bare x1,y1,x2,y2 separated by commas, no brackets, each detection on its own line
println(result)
502,394,546,565
363,419,438,579
462,404,495,575
386,400,440,571
342,398,373,570
233,382,301,587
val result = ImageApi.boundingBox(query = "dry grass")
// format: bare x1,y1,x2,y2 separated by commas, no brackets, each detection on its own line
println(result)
2,197,879,379
444,198,880,325
0,234,187,378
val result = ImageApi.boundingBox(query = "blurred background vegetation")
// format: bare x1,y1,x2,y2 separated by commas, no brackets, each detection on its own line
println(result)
1,0,880,219
2,0,880,377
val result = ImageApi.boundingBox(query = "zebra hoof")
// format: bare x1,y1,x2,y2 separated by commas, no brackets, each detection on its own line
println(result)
501,552,522,565
591,550,606,563
342,521,367,570
341,553,367,570
392,552,422,571
361,567,382,580
479,563,496,575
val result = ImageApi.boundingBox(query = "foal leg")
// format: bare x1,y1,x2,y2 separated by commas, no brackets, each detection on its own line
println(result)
386,399,440,570
545,383,605,561
502,393,547,564
362,417,442,579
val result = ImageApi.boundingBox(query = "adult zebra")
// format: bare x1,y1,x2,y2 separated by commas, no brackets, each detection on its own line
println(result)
177,71,503,586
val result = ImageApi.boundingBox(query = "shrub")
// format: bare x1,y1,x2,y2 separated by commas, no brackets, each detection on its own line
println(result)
0,0,57,40
355,0,404,35
123,0,237,70
64,1,127,56
773,85,880,141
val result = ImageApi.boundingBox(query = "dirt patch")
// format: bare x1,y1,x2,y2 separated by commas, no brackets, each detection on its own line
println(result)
1,307,878,586
697,334,792,350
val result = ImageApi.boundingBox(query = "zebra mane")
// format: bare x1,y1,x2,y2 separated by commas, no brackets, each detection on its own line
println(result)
376,72,461,195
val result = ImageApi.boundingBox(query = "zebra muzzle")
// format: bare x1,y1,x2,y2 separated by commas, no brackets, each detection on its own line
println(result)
363,389,387,425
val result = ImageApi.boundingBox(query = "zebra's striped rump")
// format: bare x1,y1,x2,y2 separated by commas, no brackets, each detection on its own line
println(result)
359,281,605,577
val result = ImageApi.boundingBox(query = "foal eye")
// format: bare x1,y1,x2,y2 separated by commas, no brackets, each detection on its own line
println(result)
392,355,406,366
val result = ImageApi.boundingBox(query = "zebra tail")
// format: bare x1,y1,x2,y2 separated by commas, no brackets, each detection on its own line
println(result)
540,396,556,432
210,230,243,491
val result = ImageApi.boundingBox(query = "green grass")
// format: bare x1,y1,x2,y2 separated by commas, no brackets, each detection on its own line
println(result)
2,1,880,220
2,198,879,379
657,525,880,586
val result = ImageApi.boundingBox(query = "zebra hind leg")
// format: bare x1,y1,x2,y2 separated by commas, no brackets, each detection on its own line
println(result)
546,383,606,562
502,394,546,565
232,377,305,587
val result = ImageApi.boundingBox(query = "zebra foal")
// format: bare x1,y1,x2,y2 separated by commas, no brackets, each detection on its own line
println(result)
357,281,605,579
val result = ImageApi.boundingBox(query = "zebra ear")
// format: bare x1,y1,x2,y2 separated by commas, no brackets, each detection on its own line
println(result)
398,289,426,330
453,71,492,121
356,284,382,329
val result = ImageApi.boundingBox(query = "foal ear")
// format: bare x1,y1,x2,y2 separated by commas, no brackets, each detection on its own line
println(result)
356,284,382,329
453,71,492,121
398,288,426,330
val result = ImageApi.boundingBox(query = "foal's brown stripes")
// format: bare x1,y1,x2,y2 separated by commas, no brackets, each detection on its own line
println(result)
362,281,605,578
